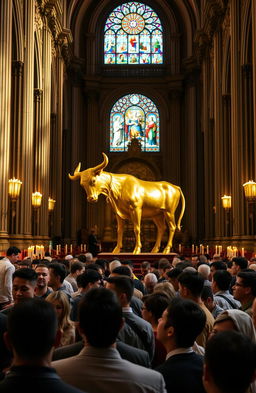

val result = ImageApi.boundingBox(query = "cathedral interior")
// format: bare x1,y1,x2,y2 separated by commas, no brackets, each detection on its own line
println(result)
1,0,256,255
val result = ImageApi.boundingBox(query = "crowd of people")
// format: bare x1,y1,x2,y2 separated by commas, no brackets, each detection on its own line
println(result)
0,246,256,393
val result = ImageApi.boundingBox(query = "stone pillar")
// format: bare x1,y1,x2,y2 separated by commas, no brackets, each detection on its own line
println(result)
0,0,12,248
168,90,181,184
230,0,244,237
51,54,64,238
252,0,256,176
182,78,198,240
213,32,224,237
38,23,52,238
20,0,34,239
222,94,232,236
85,90,100,230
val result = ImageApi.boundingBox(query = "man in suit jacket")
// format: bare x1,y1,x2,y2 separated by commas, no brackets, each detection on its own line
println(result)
106,275,155,360
53,287,166,393
156,297,206,393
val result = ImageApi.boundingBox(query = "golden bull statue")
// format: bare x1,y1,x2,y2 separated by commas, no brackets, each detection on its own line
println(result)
69,153,185,254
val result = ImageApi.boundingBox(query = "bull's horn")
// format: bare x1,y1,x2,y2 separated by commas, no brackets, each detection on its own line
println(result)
68,162,81,180
93,152,109,174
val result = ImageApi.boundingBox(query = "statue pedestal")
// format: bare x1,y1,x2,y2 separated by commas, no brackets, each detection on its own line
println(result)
97,252,179,274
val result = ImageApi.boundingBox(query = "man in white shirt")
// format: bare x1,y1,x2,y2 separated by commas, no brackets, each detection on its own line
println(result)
0,247,20,309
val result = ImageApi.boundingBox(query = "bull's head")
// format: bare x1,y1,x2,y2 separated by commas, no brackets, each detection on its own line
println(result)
69,152,109,203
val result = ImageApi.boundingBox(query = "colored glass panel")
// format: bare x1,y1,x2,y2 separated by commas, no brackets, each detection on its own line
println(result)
110,94,160,152
104,2,163,64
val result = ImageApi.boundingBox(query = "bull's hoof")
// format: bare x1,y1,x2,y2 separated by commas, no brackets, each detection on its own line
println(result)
151,247,159,253
163,247,171,254
133,248,141,254
112,247,121,254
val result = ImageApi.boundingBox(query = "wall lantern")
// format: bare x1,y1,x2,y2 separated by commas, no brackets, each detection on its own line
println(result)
32,192,42,208
48,198,56,211
221,195,231,209
8,178,22,200
243,180,256,202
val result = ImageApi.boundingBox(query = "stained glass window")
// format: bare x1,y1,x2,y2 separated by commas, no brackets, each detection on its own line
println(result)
104,2,163,65
110,94,160,152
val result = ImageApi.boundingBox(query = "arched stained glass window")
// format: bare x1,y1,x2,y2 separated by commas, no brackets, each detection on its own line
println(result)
104,2,163,65
110,94,160,152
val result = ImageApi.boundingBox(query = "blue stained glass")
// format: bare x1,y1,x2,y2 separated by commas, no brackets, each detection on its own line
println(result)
104,2,163,64
110,94,160,152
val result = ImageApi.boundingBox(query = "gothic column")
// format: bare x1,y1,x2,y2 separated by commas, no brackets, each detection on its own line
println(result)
20,0,34,240
85,89,100,231
182,77,198,240
0,0,12,248
51,53,64,238
168,90,181,183
252,0,256,174
38,23,52,238
213,32,224,237
70,86,83,242
202,58,214,239
230,0,244,237
222,94,232,236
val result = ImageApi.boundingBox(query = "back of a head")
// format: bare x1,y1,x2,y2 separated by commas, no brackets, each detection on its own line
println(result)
201,286,214,302
167,267,183,279
78,287,122,347
178,271,205,297
233,257,248,270
197,264,210,280
77,254,87,263
153,281,176,300
6,246,21,256
8,298,57,359
166,297,206,347
70,261,84,274
144,272,158,284
109,260,121,273
158,258,171,270
106,275,134,303
85,252,93,262
210,261,227,271
49,262,67,283
143,293,170,323
213,270,232,290
205,331,256,393
13,267,38,283
79,269,102,288
112,266,131,277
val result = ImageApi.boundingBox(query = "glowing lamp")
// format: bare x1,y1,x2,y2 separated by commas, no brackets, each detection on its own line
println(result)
48,198,56,211
221,195,231,209
8,178,22,200
32,192,42,208
243,180,256,202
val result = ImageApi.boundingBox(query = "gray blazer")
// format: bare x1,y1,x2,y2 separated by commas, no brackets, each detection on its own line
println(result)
53,346,166,393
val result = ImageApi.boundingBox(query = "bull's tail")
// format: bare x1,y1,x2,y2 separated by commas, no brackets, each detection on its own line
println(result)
177,188,185,230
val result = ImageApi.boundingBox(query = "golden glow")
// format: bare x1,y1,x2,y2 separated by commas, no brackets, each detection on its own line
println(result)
48,198,56,211
8,178,22,200
221,195,231,209
69,152,185,254
32,192,42,208
243,180,256,201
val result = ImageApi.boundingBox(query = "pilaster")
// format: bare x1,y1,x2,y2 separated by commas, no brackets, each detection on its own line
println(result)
20,0,35,238
0,0,12,247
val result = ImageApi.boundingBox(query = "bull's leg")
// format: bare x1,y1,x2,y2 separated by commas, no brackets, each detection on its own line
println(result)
151,214,166,253
163,212,176,254
112,215,124,254
130,208,142,254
